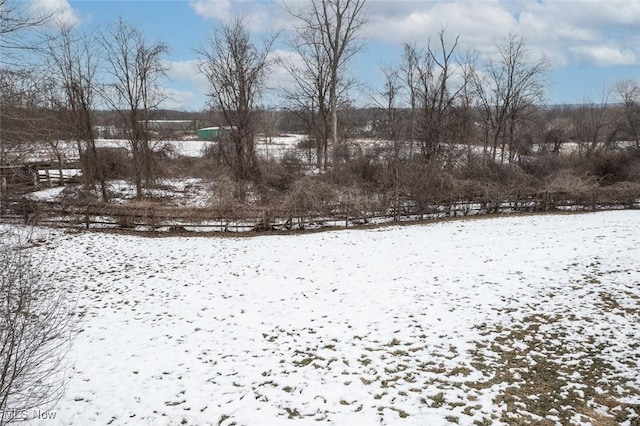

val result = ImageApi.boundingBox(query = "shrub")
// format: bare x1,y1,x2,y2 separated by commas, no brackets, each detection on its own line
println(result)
94,147,130,180
201,142,222,161
296,137,315,150
520,154,571,179
582,151,636,184
460,155,540,198
259,152,305,191
460,155,521,183
330,147,387,191
172,157,228,180
542,170,598,207
337,185,379,225
207,173,248,225
281,177,337,225
458,179,504,204
280,151,305,176
398,163,460,209
597,181,640,206
625,158,640,182
0,231,76,419
153,142,178,160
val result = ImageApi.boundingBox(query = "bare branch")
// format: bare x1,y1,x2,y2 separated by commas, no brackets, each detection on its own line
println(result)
98,18,168,198
196,17,274,181
0,230,77,418
283,0,368,167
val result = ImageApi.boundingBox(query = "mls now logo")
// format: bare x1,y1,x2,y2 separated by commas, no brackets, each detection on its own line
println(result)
32,409,57,420
0,409,28,422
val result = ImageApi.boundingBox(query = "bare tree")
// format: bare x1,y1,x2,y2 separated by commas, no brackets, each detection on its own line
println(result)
0,230,76,422
0,70,69,193
543,107,573,156
457,51,480,164
99,18,168,199
573,88,622,157
474,34,549,163
0,70,43,165
48,24,108,200
616,79,640,150
258,107,282,161
403,30,467,164
37,78,70,187
375,66,402,220
1,0,54,210
400,43,419,160
0,0,52,62
285,0,367,165
279,33,331,169
197,17,274,181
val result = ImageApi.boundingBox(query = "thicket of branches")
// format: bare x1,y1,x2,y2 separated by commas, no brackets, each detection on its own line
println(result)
1,0,640,227
1,3,79,420
196,18,274,182
0,230,76,423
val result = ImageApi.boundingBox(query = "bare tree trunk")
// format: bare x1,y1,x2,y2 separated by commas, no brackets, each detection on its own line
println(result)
616,80,640,150
475,34,549,166
197,18,273,182
47,24,110,200
285,0,367,169
100,18,167,199
330,70,339,161
402,31,463,166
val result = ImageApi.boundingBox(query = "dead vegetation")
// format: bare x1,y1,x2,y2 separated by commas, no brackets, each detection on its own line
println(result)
5,144,640,232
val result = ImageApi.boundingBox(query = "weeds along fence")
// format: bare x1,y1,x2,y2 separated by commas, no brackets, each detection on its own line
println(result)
2,186,639,233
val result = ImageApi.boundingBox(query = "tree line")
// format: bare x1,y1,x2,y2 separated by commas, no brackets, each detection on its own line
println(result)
1,0,639,208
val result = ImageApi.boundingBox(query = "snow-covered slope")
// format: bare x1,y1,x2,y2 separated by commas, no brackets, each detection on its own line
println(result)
19,211,640,425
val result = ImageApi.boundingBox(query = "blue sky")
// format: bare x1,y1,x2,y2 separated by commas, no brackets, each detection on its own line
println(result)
29,0,640,111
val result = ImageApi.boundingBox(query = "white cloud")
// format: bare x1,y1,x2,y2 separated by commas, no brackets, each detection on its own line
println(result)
571,45,638,67
29,0,80,27
160,88,200,111
189,0,291,33
366,1,516,48
165,59,209,92
185,0,640,69
166,59,202,80
189,0,233,22
364,0,640,68
179,0,640,108
163,59,210,110
266,49,304,92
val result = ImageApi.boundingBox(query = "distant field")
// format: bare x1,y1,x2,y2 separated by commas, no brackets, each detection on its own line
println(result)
15,136,631,166
15,210,640,425
6,135,308,164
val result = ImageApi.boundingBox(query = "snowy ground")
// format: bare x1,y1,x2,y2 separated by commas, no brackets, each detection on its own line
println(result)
93,135,306,160
14,211,640,425
3,135,307,164
105,178,215,208
27,178,216,208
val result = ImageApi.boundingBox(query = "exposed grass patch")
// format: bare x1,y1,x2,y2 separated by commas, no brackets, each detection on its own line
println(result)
470,309,639,425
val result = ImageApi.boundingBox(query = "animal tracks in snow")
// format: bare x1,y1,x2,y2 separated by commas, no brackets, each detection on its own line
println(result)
14,211,640,425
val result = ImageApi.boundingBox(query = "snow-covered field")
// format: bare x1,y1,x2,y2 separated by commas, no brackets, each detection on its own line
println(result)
4,135,307,164
93,135,306,159
15,211,640,425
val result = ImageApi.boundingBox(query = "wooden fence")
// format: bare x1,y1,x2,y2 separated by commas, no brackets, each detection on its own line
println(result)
1,190,639,233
